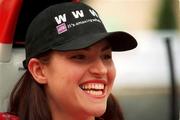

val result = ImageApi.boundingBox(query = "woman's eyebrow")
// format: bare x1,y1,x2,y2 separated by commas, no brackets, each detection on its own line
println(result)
101,45,111,51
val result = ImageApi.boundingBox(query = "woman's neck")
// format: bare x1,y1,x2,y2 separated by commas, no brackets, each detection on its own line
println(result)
52,110,95,120
53,115,95,120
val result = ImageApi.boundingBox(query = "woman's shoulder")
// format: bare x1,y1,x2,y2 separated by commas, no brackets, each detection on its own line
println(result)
0,112,19,120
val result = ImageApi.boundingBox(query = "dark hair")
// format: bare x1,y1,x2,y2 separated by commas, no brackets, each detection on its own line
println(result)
101,94,124,120
8,51,124,120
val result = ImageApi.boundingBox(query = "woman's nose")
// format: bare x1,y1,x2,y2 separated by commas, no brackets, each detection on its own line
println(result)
88,59,108,77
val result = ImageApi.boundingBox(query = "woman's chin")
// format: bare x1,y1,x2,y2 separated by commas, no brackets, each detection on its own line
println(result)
94,109,106,117
86,103,107,117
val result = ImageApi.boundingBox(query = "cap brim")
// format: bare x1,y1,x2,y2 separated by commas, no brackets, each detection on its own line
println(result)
52,31,137,51
23,31,137,69
104,31,137,51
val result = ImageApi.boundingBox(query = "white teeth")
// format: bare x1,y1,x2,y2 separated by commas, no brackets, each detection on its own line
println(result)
90,90,103,96
84,90,103,96
80,83,104,90
80,83,105,96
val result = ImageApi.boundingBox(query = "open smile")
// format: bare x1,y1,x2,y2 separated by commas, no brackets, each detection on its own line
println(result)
79,80,107,98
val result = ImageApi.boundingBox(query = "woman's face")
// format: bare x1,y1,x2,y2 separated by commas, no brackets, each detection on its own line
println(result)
43,40,116,119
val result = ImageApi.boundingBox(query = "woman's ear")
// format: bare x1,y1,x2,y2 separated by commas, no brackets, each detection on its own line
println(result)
28,58,47,84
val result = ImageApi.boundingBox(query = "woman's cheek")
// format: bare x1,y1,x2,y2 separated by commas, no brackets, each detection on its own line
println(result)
109,63,116,83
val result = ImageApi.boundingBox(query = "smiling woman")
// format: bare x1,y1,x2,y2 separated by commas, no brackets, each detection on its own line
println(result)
7,2,137,120
34,41,115,119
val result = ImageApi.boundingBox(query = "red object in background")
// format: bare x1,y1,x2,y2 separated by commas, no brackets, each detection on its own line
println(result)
0,0,23,44
0,113,19,120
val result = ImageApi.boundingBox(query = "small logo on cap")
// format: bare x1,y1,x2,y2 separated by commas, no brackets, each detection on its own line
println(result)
56,23,67,34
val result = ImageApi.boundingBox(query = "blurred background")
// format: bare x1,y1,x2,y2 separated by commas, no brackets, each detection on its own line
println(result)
83,0,180,120
0,0,179,120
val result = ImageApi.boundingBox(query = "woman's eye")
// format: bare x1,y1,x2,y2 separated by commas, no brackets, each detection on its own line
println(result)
71,55,86,60
102,54,112,60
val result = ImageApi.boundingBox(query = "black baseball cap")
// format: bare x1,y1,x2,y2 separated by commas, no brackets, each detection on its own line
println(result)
23,2,137,69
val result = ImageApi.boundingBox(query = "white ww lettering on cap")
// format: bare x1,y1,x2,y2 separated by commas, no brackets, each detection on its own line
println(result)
72,10,84,18
89,9,98,17
54,9,99,24
54,14,67,24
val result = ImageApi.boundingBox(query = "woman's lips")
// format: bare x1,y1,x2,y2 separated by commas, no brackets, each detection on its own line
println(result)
79,80,107,98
